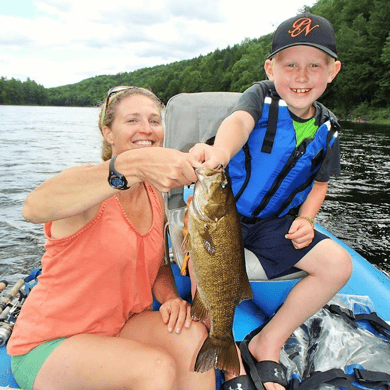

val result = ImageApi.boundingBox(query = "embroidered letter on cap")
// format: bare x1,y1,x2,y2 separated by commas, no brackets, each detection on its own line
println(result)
288,17,320,37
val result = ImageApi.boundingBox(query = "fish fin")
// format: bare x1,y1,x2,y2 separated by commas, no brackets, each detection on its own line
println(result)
182,197,192,240
240,278,253,302
191,290,208,321
180,234,191,276
181,230,191,253
163,222,170,265
195,335,240,377
181,196,192,255
180,253,190,276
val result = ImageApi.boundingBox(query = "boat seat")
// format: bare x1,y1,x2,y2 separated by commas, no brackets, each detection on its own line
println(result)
166,207,307,282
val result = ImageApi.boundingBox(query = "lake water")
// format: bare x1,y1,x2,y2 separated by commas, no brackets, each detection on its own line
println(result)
0,106,389,284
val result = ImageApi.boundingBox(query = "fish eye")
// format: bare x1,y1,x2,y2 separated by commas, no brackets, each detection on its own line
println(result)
221,183,227,189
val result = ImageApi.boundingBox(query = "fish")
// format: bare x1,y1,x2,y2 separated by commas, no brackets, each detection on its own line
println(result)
182,166,253,376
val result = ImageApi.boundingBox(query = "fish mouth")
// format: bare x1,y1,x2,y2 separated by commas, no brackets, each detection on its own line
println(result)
192,181,213,222
192,167,225,222
194,166,224,183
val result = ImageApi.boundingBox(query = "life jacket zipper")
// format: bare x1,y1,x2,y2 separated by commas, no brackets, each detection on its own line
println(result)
234,142,251,203
251,147,305,217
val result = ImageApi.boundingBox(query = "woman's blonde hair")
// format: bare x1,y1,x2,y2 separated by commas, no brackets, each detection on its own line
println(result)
98,87,165,161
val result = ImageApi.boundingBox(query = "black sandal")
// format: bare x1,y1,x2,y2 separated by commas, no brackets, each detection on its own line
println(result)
239,326,288,389
221,375,256,390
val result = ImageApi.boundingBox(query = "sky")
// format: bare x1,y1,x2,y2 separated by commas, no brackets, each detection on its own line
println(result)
1,0,316,89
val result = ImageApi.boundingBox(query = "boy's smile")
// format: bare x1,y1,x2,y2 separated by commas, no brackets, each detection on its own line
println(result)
264,46,341,119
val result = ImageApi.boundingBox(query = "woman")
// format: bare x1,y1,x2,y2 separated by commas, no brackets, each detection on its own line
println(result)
7,86,215,390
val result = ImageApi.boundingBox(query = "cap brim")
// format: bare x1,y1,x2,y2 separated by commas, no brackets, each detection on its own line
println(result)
267,43,338,59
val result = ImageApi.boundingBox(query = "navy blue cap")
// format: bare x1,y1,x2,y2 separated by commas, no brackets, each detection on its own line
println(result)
268,13,337,59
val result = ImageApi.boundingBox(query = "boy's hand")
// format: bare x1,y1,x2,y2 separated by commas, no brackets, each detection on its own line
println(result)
285,218,315,249
188,143,230,169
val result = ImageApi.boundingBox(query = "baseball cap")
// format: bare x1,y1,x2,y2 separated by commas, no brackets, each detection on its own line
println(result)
268,13,337,59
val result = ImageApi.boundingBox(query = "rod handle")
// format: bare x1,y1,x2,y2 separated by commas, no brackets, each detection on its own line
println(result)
0,280,8,294
0,279,24,314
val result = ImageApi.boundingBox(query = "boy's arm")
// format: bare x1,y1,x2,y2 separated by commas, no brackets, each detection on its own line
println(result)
189,110,255,169
297,180,328,219
285,181,328,249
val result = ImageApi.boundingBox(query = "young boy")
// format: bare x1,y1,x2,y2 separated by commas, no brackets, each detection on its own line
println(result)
189,13,352,390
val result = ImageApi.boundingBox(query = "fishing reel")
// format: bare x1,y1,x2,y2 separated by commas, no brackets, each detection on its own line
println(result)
0,269,41,347
0,279,27,347
0,298,23,347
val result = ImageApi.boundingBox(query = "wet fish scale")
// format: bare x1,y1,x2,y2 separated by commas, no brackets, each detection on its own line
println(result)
182,167,253,375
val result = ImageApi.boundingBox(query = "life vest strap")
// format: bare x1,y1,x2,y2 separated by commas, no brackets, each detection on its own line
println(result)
294,369,350,390
354,368,390,389
261,97,279,154
326,304,390,337
295,368,390,390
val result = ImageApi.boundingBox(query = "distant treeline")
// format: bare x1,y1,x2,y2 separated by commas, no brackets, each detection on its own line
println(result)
0,77,48,106
1,0,390,120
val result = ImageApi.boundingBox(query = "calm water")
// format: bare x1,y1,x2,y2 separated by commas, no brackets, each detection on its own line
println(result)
0,106,389,284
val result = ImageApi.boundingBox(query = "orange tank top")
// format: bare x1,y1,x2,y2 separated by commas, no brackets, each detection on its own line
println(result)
7,183,164,356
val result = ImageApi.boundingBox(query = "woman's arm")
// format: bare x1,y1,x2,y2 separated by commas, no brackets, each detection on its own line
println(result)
22,162,115,224
22,147,197,224
152,263,192,334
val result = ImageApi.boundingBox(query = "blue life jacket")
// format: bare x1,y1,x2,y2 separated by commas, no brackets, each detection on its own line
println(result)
226,95,339,219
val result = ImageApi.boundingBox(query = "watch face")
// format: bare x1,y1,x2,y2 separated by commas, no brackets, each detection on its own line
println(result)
110,175,125,189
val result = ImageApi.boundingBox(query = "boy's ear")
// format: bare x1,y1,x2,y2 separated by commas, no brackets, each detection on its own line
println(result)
328,60,342,83
264,59,275,81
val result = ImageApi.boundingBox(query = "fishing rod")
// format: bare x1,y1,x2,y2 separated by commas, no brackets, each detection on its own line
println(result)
0,280,8,294
0,269,41,346
0,279,25,347
0,279,24,315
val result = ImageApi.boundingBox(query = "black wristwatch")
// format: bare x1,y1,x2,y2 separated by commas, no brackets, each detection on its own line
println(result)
108,156,130,190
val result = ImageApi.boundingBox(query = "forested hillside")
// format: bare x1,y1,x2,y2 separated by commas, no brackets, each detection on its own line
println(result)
0,78,48,106
1,0,390,121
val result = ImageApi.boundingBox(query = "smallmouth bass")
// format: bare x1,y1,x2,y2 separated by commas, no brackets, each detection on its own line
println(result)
182,167,253,376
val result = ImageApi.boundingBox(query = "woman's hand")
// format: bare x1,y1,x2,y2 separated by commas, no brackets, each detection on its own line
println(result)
159,297,192,334
129,148,197,192
285,218,315,249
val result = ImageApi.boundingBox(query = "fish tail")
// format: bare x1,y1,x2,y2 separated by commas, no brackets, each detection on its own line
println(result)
195,335,240,377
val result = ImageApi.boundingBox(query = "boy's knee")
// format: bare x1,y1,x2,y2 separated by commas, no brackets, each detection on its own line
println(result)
339,248,353,282
328,242,353,284
309,240,352,284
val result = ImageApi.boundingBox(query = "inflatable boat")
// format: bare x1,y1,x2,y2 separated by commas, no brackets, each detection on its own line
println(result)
1,227,390,389
1,92,389,389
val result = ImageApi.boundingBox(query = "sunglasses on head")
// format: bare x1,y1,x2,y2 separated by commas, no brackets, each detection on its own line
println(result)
101,85,135,126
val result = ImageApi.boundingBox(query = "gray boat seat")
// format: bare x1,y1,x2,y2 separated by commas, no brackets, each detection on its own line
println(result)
164,92,307,282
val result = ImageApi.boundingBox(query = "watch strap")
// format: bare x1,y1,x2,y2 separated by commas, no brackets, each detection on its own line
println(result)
108,156,130,190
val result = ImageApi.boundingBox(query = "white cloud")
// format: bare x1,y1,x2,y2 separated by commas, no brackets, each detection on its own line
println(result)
1,0,315,88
